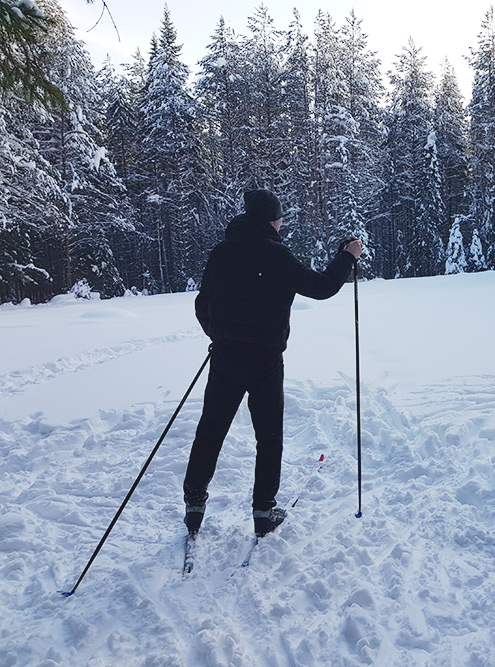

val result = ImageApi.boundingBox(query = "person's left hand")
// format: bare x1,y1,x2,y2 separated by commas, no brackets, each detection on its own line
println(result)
343,236,362,259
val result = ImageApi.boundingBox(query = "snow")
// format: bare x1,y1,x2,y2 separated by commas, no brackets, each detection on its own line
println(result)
92,147,107,172
15,0,42,16
425,131,437,149
1,271,495,666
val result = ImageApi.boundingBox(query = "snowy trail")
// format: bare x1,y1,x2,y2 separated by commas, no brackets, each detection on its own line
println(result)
0,330,201,398
1,274,495,666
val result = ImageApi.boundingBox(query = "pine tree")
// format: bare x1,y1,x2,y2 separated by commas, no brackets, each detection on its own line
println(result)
445,216,467,274
31,0,134,297
469,7,495,268
311,11,345,230
332,11,384,276
281,9,318,265
468,227,487,271
120,48,148,210
96,54,116,105
140,3,203,292
434,60,470,246
195,16,249,230
104,74,137,186
0,92,68,302
242,4,287,191
124,47,147,93
309,10,383,276
416,130,445,275
87,55,151,295
115,48,157,293
384,39,444,277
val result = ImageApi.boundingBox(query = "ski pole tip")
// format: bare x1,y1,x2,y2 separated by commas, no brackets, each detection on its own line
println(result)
355,510,362,519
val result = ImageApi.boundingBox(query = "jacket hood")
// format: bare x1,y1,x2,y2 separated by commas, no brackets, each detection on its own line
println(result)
225,213,282,245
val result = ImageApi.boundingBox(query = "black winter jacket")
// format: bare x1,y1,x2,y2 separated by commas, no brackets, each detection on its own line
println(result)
195,213,355,351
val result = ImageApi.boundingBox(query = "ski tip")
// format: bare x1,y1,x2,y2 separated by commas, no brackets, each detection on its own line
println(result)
355,510,362,519
57,590,74,597
319,454,324,462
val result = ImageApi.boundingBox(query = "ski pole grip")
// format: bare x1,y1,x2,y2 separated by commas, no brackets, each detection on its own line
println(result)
338,238,359,265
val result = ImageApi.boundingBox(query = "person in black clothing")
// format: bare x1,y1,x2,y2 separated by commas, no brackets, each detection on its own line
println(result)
183,189,362,537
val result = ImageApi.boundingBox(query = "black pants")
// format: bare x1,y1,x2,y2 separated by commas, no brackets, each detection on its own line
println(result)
183,345,284,511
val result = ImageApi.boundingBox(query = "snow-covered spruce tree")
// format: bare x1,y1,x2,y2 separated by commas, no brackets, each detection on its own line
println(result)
1,102,65,298
98,55,144,212
140,4,204,292
112,49,148,192
280,9,320,266
308,10,381,277
95,54,116,118
433,60,470,248
114,48,161,293
118,49,149,219
33,0,134,297
467,227,487,271
331,11,384,277
383,39,444,277
311,11,346,232
95,53,144,190
98,67,156,292
469,7,495,268
241,4,287,191
445,216,467,274
124,47,147,94
103,72,135,186
416,129,445,275
0,95,67,302
195,16,249,237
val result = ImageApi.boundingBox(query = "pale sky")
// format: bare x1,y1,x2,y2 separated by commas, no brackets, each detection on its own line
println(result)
60,0,493,100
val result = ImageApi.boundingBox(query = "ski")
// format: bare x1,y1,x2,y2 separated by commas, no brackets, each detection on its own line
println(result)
182,533,196,575
240,537,259,568
288,453,325,508
235,453,325,572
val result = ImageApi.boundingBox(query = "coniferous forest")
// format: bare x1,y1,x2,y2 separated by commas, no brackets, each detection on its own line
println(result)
1,0,494,303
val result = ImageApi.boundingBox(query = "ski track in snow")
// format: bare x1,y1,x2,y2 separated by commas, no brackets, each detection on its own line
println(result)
1,371,495,666
0,329,201,398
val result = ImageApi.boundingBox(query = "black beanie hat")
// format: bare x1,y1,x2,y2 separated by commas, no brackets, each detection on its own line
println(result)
243,189,283,222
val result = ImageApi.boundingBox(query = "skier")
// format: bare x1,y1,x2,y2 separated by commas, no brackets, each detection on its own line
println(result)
183,189,362,537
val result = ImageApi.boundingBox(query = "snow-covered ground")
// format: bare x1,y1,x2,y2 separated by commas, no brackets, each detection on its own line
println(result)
1,271,495,666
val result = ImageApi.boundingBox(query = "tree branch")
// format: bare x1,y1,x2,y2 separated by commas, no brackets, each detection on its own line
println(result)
86,1,120,42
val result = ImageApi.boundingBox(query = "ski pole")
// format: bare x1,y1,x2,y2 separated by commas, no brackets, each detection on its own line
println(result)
338,239,362,518
353,260,362,518
59,345,212,597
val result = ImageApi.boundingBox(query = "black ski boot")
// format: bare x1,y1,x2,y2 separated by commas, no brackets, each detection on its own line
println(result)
253,508,286,537
184,505,205,534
